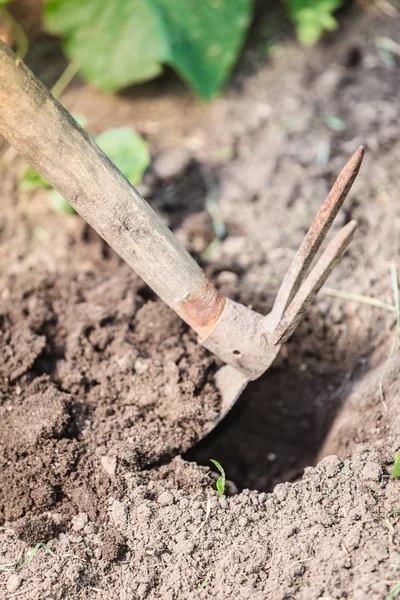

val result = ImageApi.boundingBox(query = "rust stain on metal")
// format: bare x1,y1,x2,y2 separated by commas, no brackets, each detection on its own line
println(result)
270,147,364,323
269,220,357,346
177,278,226,338
292,146,363,269
304,145,363,245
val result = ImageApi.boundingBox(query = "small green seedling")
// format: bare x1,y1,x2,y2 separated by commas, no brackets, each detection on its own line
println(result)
0,527,85,572
382,506,400,532
198,573,211,591
210,459,226,497
0,541,56,572
391,451,400,479
324,115,346,132
18,542,56,570
387,579,400,600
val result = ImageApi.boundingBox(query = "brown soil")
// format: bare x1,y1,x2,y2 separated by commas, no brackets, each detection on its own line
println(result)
0,268,220,522
1,4,400,599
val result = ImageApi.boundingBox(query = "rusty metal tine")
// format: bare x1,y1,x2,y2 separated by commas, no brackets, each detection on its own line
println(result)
268,220,357,346
269,147,364,328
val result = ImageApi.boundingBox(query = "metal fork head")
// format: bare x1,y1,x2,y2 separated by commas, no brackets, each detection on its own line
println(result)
201,147,364,437
200,147,364,381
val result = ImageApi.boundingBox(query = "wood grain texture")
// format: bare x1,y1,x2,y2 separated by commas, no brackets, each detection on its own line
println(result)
0,40,224,336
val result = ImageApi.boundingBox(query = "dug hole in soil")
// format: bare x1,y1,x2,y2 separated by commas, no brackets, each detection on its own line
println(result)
1,6,400,599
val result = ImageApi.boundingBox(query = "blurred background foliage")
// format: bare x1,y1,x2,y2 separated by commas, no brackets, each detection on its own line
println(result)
0,0,349,99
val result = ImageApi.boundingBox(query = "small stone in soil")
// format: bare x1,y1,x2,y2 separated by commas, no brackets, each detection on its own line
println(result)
153,148,191,180
7,574,21,593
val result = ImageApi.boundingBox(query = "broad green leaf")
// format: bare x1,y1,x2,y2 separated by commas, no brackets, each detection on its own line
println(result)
44,0,252,99
50,193,77,214
19,126,150,215
151,0,252,99
94,127,150,186
285,0,343,46
45,0,166,91
19,167,52,192
392,451,400,480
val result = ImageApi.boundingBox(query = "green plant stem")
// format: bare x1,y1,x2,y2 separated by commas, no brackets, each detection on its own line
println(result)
0,56,80,175
0,8,30,175
50,58,81,98
0,7,29,59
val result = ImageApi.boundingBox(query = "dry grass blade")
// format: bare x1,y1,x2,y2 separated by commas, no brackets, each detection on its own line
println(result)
193,494,212,538
379,262,399,411
50,59,81,99
0,526,16,536
0,7,28,59
322,287,397,313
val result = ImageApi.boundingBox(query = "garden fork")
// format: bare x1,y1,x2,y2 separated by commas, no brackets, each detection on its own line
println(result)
0,40,363,437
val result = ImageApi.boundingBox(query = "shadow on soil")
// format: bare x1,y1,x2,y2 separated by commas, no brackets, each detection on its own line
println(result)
186,311,364,493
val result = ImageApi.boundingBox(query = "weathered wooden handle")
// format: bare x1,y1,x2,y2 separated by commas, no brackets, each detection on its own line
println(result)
0,40,225,337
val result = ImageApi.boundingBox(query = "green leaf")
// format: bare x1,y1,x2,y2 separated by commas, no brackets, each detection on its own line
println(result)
17,542,56,571
210,459,226,496
19,125,149,189
387,580,400,600
19,166,52,192
285,0,343,46
45,0,166,91
324,115,346,131
44,0,252,99
50,192,77,215
19,126,150,215
151,0,252,99
94,127,150,186
392,451,400,480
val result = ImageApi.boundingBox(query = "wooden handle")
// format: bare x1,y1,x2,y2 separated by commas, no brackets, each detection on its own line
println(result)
0,40,225,337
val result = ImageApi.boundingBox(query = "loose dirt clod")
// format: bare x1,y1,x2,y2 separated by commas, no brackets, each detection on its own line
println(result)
0,268,221,523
